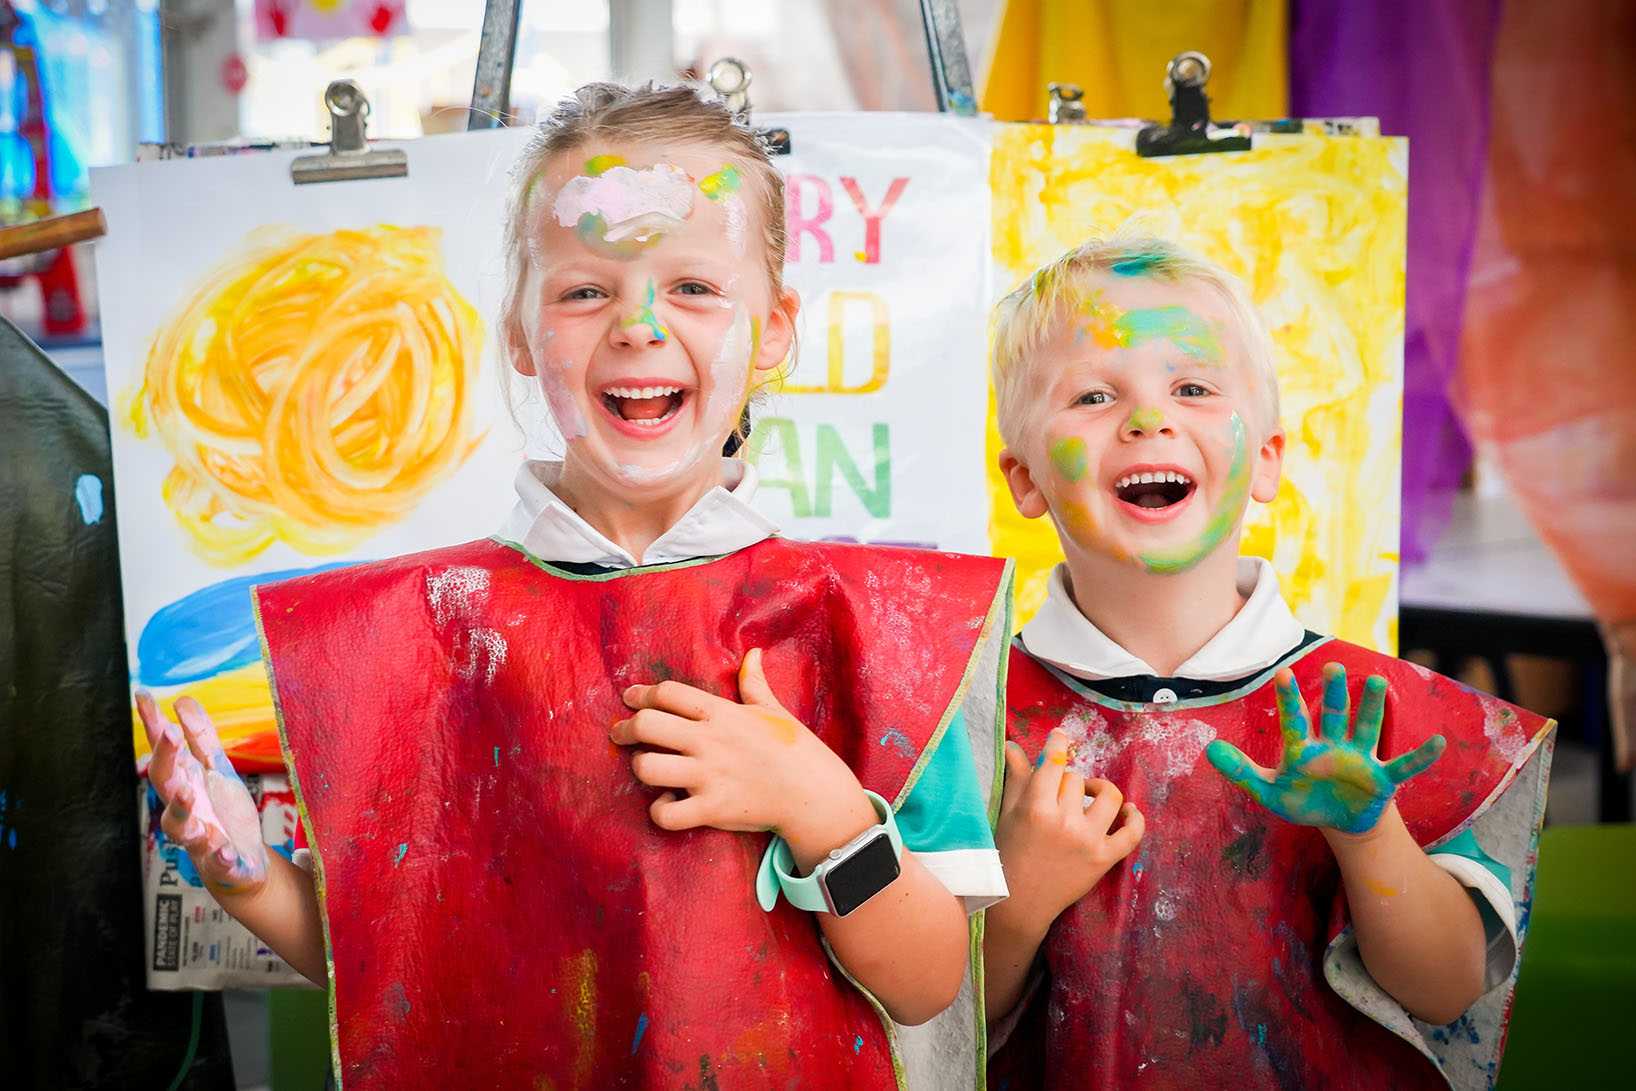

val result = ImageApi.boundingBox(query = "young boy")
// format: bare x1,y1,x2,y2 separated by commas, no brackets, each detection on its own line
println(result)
982,237,1553,1090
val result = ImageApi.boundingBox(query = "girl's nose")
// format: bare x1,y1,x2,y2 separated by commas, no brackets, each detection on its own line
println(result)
610,279,669,348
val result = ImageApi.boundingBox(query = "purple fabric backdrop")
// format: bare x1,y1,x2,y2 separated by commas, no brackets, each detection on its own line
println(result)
1288,0,1501,564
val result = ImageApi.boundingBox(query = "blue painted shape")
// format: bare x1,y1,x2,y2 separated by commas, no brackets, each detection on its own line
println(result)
393,843,408,866
73,474,103,524
631,1013,649,1055
135,562,358,686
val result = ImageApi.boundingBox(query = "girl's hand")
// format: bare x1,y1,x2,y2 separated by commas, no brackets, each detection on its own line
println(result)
136,691,270,897
994,729,1144,929
612,649,868,851
1205,664,1445,835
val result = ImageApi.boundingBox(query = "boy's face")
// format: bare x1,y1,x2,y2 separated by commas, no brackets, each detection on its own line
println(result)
1000,273,1284,574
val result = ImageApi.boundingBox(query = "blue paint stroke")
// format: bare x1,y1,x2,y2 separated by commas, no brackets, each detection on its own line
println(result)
73,473,103,524
1110,253,1165,277
136,562,358,686
631,1013,649,1055
878,728,915,759
393,843,408,867
853,1034,864,1054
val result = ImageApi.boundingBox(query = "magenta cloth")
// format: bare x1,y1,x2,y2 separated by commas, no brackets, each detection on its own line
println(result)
1288,1,1501,564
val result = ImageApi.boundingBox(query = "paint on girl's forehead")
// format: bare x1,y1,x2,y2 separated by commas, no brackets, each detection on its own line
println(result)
1080,291,1222,363
584,153,625,176
1138,412,1251,574
1049,435,1089,482
1126,407,1164,433
552,163,695,260
698,164,747,252
622,279,668,343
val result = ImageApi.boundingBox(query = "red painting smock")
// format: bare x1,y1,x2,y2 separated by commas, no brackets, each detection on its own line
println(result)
993,637,1553,1091
254,536,1011,1089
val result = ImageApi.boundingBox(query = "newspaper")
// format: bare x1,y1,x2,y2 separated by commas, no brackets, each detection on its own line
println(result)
139,773,318,990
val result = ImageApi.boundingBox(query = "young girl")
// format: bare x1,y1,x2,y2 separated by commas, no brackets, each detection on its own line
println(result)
137,83,1011,1088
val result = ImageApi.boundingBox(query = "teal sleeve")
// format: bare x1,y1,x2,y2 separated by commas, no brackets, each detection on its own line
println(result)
1429,827,1512,889
894,709,996,855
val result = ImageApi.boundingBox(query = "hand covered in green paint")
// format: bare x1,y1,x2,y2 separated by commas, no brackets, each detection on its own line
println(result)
137,692,270,895
613,649,871,861
1204,664,1445,835
993,728,1144,928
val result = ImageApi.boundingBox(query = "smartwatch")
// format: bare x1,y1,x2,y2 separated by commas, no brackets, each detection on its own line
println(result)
756,790,904,917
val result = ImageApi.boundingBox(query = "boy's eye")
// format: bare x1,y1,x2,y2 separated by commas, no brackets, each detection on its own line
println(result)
675,281,714,296
1175,382,1211,398
560,286,606,302
1075,390,1111,406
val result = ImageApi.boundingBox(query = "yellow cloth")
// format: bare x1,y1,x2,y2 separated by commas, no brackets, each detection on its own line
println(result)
979,0,1289,122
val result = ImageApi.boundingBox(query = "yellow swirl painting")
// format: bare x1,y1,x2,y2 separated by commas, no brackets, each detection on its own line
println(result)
127,225,484,565
989,124,1407,652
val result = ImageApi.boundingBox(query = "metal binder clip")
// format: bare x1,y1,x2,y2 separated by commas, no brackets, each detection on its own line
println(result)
1048,82,1087,124
290,80,408,185
706,57,790,156
1136,50,1250,158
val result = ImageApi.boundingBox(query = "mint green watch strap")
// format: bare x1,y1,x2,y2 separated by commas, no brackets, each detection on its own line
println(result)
755,789,903,913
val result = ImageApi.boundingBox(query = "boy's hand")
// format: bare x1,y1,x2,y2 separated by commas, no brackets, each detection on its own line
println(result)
1205,664,1445,835
613,649,871,856
136,691,270,896
994,728,1144,928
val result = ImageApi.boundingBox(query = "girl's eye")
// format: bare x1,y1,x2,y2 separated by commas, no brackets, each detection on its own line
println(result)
1175,382,1211,398
1075,390,1111,406
675,281,714,296
561,286,606,302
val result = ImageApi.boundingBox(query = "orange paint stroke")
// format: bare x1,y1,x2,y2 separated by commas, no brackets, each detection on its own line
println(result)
128,225,485,565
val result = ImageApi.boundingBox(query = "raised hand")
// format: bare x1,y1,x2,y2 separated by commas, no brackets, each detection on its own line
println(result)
994,728,1144,923
1205,664,1445,835
137,691,270,895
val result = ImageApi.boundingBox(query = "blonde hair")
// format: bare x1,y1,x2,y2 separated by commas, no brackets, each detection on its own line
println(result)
991,234,1280,445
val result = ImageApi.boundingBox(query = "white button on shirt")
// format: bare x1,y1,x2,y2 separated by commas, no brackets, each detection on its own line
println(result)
1019,557,1308,682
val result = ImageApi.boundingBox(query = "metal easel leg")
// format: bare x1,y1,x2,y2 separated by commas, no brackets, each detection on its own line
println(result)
917,0,977,115
469,0,523,130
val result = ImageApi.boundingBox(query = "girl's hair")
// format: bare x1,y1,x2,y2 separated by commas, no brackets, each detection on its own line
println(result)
990,232,1282,446
498,82,789,455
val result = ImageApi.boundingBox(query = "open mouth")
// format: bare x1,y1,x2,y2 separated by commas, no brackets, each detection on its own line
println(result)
1114,470,1196,509
601,385,687,427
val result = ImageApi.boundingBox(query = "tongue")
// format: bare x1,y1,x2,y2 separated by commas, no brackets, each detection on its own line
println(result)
619,395,673,421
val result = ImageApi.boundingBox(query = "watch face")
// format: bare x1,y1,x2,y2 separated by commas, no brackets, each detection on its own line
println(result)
824,832,901,917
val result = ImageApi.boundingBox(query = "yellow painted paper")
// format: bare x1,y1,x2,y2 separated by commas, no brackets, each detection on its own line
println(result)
989,124,1406,652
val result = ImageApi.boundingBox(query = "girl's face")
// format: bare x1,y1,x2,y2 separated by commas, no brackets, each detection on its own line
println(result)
514,141,795,496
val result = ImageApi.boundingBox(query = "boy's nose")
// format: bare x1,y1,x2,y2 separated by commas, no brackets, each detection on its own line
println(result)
1122,407,1171,438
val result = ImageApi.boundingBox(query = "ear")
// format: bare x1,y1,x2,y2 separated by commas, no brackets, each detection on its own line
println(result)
1250,426,1285,504
753,286,801,373
509,319,537,377
999,448,1049,519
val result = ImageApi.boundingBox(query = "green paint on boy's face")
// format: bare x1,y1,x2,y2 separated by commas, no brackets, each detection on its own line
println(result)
1126,407,1164,433
584,153,625,176
622,278,668,343
1081,293,1222,363
698,165,742,199
1049,435,1089,482
1137,412,1250,574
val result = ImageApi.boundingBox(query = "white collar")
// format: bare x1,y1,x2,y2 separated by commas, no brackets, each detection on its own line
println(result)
497,459,779,569
1019,557,1307,682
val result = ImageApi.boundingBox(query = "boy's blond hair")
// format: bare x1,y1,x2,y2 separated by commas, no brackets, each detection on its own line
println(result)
991,235,1281,446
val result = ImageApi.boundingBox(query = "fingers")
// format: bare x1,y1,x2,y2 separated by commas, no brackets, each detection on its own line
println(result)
623,679,718,721
609,708,697,752
1273,669,1313,763
736,648,789,712
135,689,167,751
1026,729,1071,803
1001,741,1031,814
175,696,231,773
649,790,709,831
1385,733,1446,785
138,691,185,799
1106,803,1146,858
630,751,702,791
1082,777,1124,833
1353,675,1388,755
1319,663,1350,742
1058,769,1086,807
1205,739,1281,811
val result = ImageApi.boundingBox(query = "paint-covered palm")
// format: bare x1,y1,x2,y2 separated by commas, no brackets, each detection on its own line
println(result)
1205,664,1445,835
